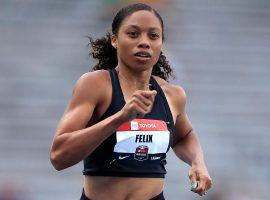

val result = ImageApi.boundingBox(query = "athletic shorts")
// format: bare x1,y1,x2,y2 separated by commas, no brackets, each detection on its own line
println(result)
80,189,165,200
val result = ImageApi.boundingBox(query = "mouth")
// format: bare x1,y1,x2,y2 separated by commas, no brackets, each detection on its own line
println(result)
134,51,151,62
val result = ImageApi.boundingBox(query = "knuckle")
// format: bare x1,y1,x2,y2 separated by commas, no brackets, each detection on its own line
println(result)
188,173,194,178
136,90,143,96
133,93,139,98
200,176,206,181
133,98,141,105
130,101,135,107
147,100,152,105
209,178,213,183
208,181,213,188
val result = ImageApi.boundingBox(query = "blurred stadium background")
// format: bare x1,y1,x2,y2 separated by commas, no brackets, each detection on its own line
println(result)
0,0,270,199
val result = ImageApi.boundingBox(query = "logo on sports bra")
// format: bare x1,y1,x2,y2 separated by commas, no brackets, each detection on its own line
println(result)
131,121,139,130
130,121,157,131
134,145,149,161
140,123,157,129
118,155,130,160
151,156,161,160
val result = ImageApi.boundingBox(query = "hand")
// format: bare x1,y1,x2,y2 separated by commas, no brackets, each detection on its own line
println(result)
188,164,212,196
120,90,157,121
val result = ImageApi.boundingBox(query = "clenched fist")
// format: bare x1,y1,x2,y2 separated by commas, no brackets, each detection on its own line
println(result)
120,90,157,121
189,164,212,196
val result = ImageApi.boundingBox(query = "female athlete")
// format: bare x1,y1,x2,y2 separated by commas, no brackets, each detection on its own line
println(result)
50,3,212,200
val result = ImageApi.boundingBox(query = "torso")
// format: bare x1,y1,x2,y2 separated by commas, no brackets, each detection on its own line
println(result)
84,176,164,200
83,70,179,200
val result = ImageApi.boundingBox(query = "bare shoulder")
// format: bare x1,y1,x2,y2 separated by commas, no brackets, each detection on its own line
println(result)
72,70,111,102
75,70,110,88
153,76,186,103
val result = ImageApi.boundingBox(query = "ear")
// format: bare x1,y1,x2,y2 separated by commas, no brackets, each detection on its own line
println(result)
111,34,117,49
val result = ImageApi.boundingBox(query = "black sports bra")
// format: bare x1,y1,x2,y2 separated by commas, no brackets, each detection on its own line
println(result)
82,69,174,178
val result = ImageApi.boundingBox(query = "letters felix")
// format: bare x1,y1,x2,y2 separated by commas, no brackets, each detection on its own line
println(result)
135,135,153,143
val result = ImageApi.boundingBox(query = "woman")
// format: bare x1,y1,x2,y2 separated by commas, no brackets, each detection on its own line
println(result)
50,3,212,200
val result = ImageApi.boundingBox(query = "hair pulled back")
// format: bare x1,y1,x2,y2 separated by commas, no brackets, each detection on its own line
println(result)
88,3,174,81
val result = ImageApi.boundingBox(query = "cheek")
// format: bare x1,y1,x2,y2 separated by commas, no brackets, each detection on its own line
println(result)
117,40,134,57
152,43,162,62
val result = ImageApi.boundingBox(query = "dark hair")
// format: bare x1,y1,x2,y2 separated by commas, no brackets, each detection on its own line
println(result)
88,3,174,81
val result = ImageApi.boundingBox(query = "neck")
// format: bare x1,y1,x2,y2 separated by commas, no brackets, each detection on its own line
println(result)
115,66,152,91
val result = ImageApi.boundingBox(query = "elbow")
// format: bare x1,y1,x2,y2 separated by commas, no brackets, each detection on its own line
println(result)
50,135,69,171
50,150,66,171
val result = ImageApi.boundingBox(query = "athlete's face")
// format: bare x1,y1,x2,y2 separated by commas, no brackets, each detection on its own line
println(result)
112,10,163,72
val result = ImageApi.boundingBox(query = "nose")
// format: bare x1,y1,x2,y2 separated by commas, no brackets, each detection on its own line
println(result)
138,35,150,49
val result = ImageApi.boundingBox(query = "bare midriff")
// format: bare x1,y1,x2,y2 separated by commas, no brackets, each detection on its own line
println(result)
83,175,164,200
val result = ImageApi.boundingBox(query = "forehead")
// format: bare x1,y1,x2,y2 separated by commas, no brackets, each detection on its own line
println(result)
119,10,162,31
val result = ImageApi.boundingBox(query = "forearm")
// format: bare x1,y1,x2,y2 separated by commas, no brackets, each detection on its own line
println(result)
173,130,205,167
50,111,125,170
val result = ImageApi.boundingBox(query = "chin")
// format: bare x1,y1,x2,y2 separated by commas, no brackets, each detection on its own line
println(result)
133,59,155,69
120,59,154,73
131,63,153,73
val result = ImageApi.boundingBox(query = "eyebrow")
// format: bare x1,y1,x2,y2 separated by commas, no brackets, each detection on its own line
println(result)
126,25,161,32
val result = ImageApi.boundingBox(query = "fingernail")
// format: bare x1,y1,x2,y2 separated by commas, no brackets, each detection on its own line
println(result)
190,182,198,191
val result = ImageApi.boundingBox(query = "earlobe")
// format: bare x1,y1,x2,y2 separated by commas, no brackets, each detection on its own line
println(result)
112,43,117,49
111,35,117,49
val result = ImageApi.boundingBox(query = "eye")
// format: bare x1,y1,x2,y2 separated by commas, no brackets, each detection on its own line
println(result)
127,31,139,38
149,33,160,40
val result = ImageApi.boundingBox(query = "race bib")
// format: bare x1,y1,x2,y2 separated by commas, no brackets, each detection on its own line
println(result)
113,119,170,161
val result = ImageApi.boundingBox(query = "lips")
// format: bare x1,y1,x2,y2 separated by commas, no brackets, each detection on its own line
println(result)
134,51,151,58
134,51,151,62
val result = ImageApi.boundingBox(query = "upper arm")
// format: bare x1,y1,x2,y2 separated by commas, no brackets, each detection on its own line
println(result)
170,86,193,146
55,71,108,136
